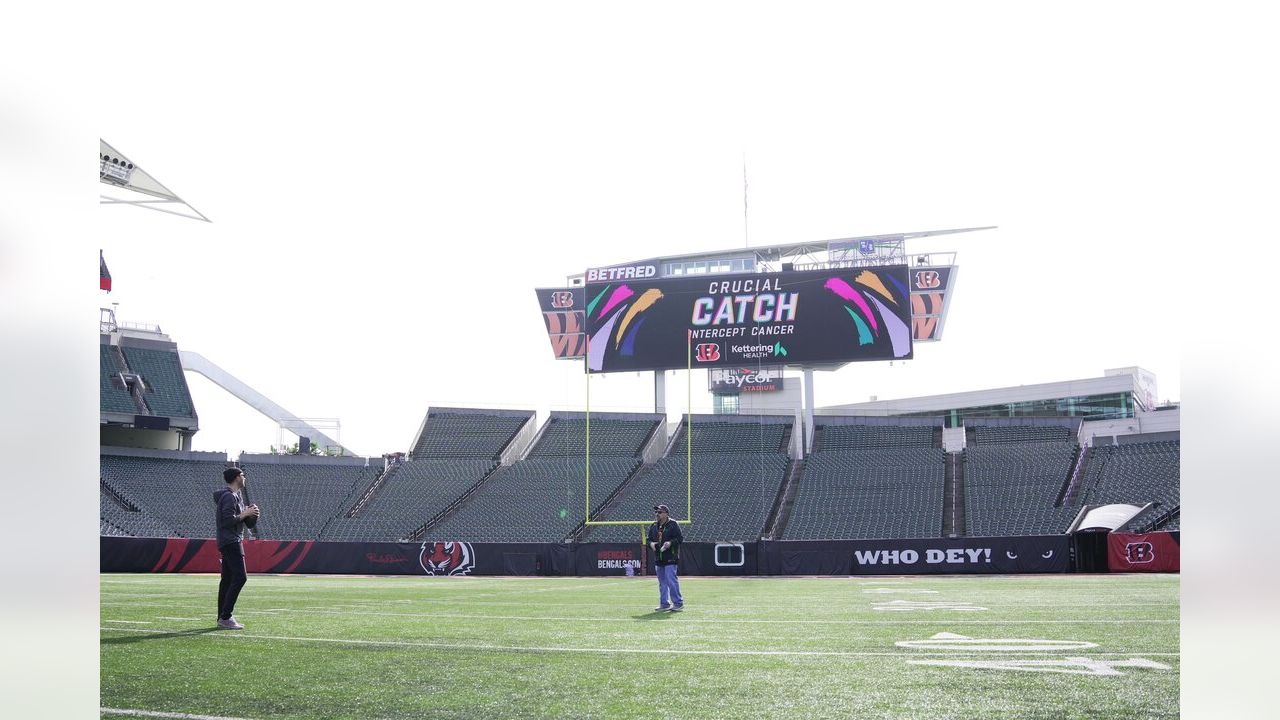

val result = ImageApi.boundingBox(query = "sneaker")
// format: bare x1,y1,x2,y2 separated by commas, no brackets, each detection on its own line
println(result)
654,605,672,612
217,617,244,630
670,605,684,612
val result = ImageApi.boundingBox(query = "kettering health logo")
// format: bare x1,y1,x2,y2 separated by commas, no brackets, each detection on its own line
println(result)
773,342,788,357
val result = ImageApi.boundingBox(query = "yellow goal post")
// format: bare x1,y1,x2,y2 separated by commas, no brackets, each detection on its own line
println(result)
583,330,693,540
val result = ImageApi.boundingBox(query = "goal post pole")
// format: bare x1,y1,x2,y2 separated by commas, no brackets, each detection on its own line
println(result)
687,328,692,523
585,366,590,522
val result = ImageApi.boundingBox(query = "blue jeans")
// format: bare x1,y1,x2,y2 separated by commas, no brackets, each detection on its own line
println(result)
656,563,683,608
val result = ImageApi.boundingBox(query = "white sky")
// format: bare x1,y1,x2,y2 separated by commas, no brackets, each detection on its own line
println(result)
97,3,1193,458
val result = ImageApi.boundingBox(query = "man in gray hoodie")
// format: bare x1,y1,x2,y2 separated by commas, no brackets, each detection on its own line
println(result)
214,467,259,629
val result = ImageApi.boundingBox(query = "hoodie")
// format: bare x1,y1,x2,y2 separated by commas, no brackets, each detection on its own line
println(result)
214,487,255,548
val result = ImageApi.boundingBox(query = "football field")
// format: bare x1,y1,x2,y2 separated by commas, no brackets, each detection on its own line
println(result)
101,573,1179,719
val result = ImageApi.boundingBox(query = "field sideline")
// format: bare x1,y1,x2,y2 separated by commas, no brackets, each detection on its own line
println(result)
101,573,1179,719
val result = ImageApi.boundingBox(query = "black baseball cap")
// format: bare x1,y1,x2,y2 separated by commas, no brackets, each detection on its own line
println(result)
654,504,670,513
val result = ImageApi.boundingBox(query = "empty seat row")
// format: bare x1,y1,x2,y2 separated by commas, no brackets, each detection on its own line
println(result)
411,411,532,459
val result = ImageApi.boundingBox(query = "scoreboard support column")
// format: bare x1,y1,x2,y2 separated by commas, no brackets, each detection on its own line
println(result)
803,368,815,454
654,370,666,414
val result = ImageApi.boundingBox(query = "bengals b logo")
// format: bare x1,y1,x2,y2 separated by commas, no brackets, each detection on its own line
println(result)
695,344,721,362
551,291,574,309
914,270,941,289
1125,542,1154,564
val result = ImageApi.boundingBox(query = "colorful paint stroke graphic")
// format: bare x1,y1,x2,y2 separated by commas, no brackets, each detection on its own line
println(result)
823,270,912,358
911,293,944,340
587,284,666,371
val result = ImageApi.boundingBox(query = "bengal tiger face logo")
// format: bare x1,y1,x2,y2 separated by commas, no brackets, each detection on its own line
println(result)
418,541,476,576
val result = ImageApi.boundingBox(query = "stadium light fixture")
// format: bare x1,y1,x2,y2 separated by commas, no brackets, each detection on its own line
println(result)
99,153,136,186
99,139,210,222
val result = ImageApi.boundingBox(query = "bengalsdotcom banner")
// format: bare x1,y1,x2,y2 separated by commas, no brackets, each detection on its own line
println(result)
585,266,913,372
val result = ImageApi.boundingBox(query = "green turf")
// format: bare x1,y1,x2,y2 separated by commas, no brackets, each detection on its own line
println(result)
101,573,1179,719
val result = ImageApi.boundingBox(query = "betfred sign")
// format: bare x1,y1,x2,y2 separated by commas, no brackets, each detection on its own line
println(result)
586,264,657,282
709,366,783,395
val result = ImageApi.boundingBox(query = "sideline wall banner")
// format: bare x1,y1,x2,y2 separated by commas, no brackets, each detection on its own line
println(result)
574,543,645,576
759,536,1071,575
1107,531,1180,572
103,537,1069,577
645,542,758,576
100,537,550,576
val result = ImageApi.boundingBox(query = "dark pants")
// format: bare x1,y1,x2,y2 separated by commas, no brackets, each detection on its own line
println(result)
218,543,247,620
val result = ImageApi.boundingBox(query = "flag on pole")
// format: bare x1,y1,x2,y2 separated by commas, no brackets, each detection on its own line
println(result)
100,250,112,292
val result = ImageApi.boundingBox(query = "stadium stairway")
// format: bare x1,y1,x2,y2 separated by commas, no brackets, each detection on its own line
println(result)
565,463,652,542
778,423,793,454
942,452,966,537
405,463,505,542
1059,446,1092,506
762,456,806,539
345,462,394,518
100,477,134,511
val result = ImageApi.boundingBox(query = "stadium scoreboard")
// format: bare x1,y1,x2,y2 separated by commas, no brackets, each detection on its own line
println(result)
584,265,913,373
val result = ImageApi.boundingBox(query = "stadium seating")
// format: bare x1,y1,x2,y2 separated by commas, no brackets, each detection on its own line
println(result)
119,346,196,418
424,457,639,543
526,416,660,458
973,425,1075,445
816,424,935,451
418,414,660,543
410,410,532,459
1075,440,1180,511
100,451,229,538
785,424,945,540
963,436,1078,536
1068,439,1180,536
100,345,138,414
321,459,499,541
99,485,178,538
239,461,379,540
585,419,791,543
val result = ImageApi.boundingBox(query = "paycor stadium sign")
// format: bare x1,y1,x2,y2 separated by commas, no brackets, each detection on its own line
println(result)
585,266,913,373
709,366,783,394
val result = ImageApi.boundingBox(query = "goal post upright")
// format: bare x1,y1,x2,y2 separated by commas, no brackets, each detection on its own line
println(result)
686,327,692,524
585,365,590,523
582,330,694,529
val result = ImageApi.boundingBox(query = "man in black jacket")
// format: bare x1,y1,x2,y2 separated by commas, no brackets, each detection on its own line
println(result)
214,467,259,629
646,504,683,612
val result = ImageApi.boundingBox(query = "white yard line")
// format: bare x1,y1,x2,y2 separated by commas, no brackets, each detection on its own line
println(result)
102,620,153,624
98,602,1180,626
262,607,1179,625
100,626,1180,658
101,708,258,720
